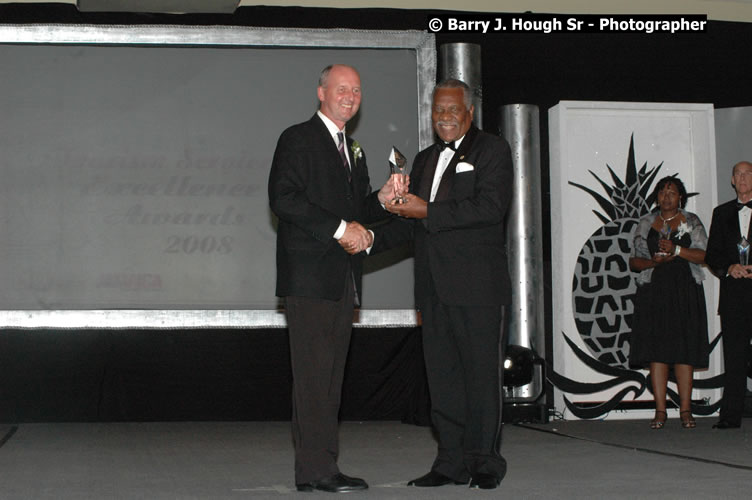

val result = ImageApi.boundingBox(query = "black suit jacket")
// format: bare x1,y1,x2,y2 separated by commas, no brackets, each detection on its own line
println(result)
269,114,386,300
705,199,752,314
375,125,513,307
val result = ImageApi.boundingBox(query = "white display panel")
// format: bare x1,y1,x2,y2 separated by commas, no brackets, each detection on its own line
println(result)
549,101,720,419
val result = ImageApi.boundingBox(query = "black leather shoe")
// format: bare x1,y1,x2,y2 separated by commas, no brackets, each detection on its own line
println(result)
296,473,368,493
339,473,367,485
407,470,466,487
470,473,500,489
713,420,741,429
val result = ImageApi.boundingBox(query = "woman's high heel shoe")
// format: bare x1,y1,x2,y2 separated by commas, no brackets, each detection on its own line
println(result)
680,410,696,429
650,410,667,429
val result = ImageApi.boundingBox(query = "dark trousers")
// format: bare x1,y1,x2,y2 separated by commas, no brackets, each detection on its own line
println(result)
420,290,507,482
720,308,752,425
285,274,355,484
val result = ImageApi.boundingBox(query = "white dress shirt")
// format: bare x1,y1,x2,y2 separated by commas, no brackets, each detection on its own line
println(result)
316,111,350,240
317,111,374,252
429,136,464,202
738,203,751,241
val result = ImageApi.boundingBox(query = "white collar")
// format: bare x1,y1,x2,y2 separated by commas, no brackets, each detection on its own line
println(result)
441,135,466,152
317,110,345,139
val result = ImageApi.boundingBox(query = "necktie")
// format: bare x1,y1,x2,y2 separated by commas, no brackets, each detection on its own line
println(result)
337,132,356,300
736,200,752,211
336,132,351,181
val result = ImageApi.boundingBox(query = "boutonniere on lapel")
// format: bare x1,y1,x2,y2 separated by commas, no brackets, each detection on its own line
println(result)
676,220,691,238
350,140,363,163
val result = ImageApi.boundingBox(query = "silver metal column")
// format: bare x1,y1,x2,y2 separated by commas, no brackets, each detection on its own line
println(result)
500,104,546,403
438,43,482,129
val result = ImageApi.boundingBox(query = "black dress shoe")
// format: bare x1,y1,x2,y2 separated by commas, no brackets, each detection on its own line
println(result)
470,473,500,489
339,473,367,485
407,470,466,487
713,420,741,429
296,473,368,493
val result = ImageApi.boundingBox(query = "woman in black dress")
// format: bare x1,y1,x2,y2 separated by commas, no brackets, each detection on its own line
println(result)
629,176,709,429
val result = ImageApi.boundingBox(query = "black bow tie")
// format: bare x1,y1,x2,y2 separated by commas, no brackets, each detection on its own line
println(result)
438,141,456,152
736,200,752,211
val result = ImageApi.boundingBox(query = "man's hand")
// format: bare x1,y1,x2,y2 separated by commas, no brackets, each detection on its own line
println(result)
378,174,410,205
727,263,752,278
386,193,428,219
338,221,372,254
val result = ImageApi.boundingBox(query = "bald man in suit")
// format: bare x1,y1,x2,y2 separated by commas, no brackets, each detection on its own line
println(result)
269,64,395,492
705,160,752,429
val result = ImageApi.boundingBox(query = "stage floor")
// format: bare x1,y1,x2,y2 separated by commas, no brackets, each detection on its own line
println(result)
1,418,751,499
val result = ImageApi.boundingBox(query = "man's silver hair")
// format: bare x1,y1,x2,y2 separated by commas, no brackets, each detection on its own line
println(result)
318,64,358,88
433,78,473,109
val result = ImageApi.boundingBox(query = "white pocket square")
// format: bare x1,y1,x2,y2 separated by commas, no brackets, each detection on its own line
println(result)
456,162,474,173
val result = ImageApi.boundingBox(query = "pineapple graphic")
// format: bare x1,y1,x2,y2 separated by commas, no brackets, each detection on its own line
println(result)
569,135,662,367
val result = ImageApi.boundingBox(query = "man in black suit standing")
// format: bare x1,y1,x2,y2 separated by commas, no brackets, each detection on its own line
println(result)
268,64,395,492
705,160,752,429
380,79,512,489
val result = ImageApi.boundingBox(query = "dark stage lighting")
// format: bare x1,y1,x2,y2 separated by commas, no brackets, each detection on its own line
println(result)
503,344,539,388
502,344,547,423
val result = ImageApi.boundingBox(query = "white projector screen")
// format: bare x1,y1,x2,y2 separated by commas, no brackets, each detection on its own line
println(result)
0,25,435,327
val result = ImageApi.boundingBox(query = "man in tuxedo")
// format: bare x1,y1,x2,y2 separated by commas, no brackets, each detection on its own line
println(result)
268,64,394,492
380,79,513,489
705,160,752,429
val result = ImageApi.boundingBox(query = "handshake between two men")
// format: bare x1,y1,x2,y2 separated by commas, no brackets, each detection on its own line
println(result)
338,172,425,255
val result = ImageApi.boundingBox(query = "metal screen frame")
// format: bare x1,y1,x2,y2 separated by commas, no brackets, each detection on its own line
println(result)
0,24,435,328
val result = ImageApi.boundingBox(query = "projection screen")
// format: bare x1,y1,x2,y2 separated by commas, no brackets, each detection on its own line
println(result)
0,25,436,328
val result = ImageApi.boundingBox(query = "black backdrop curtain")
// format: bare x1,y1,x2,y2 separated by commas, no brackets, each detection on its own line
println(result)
0,328,430,423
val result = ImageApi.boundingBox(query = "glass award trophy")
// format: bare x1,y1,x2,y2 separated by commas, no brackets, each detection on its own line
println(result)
388,146,407,203
738,236,750,266
656,222,672,256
